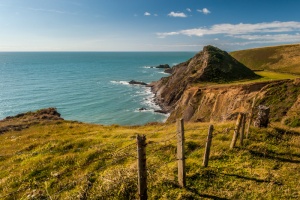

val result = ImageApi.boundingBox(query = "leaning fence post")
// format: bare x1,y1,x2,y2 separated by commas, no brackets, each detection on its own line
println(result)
230,113,243,149
203,125,214,167
246,97,256,139
177,118,186,188
137,134,147,200
240,113,246,146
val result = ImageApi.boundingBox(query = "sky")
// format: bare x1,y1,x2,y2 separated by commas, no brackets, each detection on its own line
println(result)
1,0,300,52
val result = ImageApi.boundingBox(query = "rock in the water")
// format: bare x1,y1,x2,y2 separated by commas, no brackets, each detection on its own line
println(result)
139,107,148,111
129,80,148,86
154,110,168,114
155,64,170,69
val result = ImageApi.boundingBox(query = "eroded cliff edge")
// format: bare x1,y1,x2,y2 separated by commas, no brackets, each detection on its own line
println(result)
150,45,300,125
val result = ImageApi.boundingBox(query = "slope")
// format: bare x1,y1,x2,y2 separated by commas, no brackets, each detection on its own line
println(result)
230,43,300,74
150,45,259,112
1,109,300,199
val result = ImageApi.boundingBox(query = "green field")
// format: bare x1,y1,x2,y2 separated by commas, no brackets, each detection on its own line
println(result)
1,112,300,199
255,71,300,81
231,44,300,75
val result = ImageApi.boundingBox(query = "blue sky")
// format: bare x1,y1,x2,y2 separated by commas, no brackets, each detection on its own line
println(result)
1,0,300,51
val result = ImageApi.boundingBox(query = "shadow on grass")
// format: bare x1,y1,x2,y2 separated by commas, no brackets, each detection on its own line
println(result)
273,127,300,136
187,188,229,200
249,150,300,164
222,173,283,186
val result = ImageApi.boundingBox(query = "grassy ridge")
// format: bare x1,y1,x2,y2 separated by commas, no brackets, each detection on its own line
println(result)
1,116,300,199
231,44,300,74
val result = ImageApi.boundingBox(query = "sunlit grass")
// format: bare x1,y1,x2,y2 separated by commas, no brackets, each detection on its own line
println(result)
255,71,300,80
192,70,299,88
231,43,300,75
1,119,300,199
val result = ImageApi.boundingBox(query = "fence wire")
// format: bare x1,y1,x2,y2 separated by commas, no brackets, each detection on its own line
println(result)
0,122,227,198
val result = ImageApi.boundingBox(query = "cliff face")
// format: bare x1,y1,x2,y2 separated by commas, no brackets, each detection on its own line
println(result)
151,45,300,124
150,45,259,112
167,79,300,123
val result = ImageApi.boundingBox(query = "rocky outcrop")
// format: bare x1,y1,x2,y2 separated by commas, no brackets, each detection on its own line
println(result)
163,79,300,124
129,80,148,86
155,64,170,69
0,108,63,134
150,45,300,125
164,68,173,74
150,45,259,114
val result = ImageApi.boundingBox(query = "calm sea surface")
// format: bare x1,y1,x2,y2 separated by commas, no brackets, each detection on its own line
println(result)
0,52,195,125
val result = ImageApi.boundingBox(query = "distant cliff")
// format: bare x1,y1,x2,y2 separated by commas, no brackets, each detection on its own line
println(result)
150,45,300,125
150,45,259,112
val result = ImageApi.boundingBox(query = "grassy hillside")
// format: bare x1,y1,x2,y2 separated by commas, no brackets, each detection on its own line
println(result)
230,44,300,75
1,110,300,199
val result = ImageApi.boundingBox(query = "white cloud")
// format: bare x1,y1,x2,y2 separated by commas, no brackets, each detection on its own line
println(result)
197,8,211,14
232,34,300,43
144,12,151,16
168,11,187,18
157,21,300,38
186,8,192,12
154,14,158,17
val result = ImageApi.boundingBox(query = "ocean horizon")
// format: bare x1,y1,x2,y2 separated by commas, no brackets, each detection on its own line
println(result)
0,52,196,125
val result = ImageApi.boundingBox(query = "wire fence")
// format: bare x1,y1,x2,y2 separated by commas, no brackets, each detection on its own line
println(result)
1,110,295,199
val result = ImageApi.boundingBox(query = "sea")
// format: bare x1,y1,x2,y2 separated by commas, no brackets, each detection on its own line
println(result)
0,52,195,125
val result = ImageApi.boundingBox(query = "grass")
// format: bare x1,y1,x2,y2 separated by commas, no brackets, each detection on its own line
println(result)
255,71,300,81
231,43,300,75
1,115,300,199
191,70,299,88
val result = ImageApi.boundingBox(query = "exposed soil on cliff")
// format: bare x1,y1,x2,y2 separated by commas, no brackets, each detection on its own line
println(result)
167,79,300,124
150,45,300,126
150,46,259,112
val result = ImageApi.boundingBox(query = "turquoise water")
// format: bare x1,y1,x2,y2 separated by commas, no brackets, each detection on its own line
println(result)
0,52,195,125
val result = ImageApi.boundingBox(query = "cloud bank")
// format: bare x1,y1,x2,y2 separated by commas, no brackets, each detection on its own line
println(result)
157,21,300,37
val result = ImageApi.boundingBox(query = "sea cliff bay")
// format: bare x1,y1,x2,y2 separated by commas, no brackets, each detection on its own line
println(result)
1,44,300,199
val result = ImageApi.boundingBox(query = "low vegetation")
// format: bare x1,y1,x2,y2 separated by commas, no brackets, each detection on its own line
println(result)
1,110,300,199
1,44,300,199
231,44,300,75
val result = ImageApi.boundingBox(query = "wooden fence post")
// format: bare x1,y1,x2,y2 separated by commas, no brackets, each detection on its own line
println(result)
137,134,147,200
246,97,256,139
177,119,186,188
240,113,246,146
230,113,243,149
203,125,214,167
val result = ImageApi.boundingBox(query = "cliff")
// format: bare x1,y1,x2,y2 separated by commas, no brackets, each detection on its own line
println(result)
167,79,300,124
150,45,259,111
150,45,300,124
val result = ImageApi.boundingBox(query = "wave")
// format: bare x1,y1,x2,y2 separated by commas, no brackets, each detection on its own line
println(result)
143,66,153,69
110,80,130,85
158,71,170,75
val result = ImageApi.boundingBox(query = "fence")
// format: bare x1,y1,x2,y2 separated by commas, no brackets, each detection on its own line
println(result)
0,107,255,199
